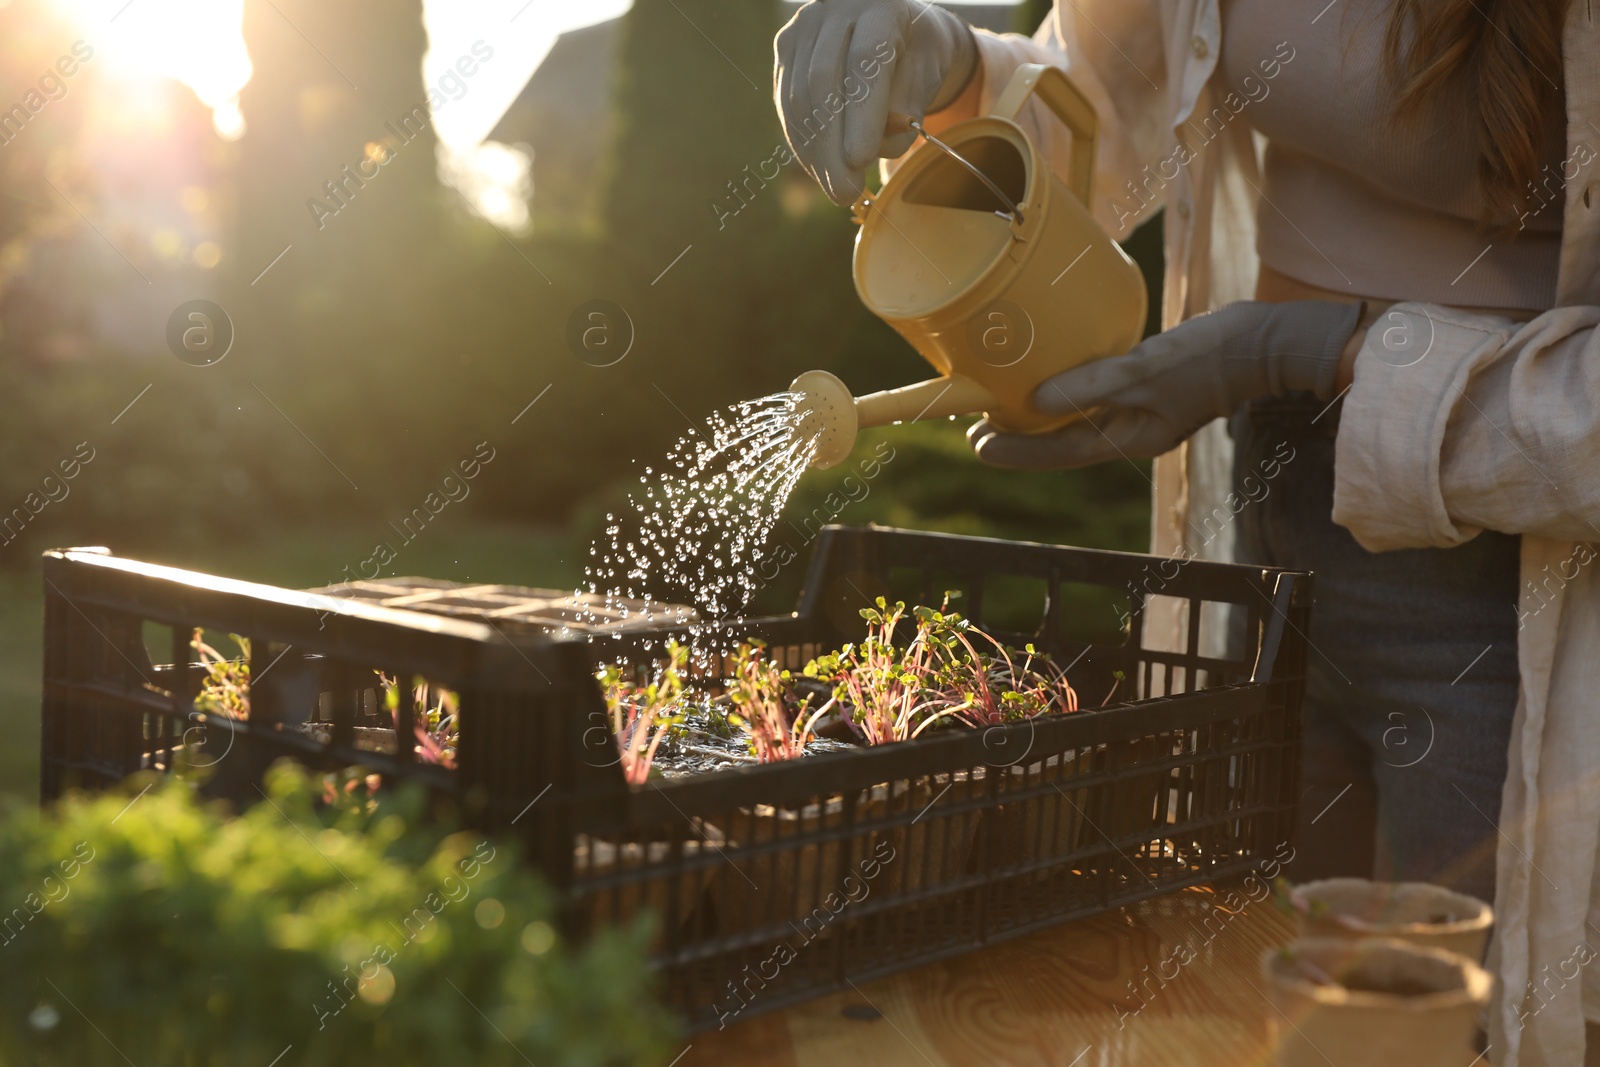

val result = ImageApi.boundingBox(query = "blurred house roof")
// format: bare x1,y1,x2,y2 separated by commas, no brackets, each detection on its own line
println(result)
487,2,1022,230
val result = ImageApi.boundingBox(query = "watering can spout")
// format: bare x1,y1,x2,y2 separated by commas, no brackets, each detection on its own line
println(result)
790,370,995,470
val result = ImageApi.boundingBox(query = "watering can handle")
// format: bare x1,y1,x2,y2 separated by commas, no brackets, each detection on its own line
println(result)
989,64,1097,209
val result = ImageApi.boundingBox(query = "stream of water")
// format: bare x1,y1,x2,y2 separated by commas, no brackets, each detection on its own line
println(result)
579,390,819,643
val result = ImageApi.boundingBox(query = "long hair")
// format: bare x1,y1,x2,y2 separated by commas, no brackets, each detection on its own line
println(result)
1384,0,1571,227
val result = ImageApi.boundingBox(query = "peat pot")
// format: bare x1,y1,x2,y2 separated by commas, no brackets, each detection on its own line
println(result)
1262,937,1491,1067
1290,878,1493,961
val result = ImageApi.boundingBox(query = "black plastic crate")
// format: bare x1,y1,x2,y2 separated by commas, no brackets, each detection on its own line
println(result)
39,526,1309,1031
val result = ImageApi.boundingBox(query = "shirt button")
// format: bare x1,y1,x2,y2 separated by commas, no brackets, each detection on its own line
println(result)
1177,199,1191,220
1190,35,1210,59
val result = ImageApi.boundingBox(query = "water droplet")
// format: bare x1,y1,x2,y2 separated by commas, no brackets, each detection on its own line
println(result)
581,392,820,657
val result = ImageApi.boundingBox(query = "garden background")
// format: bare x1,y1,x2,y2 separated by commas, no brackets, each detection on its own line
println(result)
0,0,1159,800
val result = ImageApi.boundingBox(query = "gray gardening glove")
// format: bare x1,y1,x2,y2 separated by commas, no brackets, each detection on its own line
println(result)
969,300,1364,469
775,0,978,206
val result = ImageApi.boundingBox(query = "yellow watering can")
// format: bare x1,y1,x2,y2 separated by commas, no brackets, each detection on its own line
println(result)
792,63,1147,469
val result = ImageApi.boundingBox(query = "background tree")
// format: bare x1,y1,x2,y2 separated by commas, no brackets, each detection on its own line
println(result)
0,1,98,317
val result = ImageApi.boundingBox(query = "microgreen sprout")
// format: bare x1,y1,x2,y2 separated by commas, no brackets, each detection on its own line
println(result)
725,640,812,763
378,673,460,767
800,595,1077,745
596,639,690,783
589,597,1084,774
914,601,1078,726
192,630,250,720
802,598,968,745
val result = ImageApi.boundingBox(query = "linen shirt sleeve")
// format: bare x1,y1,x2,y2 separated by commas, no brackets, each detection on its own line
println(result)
888,2,1169,238
1332,303,1600,549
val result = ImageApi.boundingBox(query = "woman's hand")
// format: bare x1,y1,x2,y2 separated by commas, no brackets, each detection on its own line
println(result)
775,0,977,206
968,300,1365,469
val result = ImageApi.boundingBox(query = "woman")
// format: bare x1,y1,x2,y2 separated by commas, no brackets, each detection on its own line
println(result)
776,3,1600,1065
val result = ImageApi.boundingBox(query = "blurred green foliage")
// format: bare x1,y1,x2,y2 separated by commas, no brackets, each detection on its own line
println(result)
0,764,675,1065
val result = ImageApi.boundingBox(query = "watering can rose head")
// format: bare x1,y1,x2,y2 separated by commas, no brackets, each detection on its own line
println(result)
786,63,1146,470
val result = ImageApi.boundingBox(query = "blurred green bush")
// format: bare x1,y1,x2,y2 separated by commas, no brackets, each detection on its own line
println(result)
0,764,675,1066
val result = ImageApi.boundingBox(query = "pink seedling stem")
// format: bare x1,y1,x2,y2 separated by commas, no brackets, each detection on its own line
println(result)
727,642,810,763
930,619,1078,727
379,673,460,768
598,640,689,784
805,599,964,745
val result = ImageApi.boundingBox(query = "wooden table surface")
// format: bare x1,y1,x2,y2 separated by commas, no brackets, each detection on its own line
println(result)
680,880,1297,1067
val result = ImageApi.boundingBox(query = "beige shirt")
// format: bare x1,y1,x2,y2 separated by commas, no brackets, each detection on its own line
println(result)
941,5,1600,1064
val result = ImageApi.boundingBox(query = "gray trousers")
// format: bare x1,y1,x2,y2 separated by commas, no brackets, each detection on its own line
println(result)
1230,396,1520,905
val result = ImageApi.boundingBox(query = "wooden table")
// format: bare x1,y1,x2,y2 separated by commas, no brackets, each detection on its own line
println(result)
680,880,1296,1066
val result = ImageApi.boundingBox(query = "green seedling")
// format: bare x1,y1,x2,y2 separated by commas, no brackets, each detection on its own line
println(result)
725,640,813,763
192,630,250,720
597,639,690,784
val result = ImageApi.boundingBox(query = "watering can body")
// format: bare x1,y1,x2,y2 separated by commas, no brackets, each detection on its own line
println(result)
795,63,1147,469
